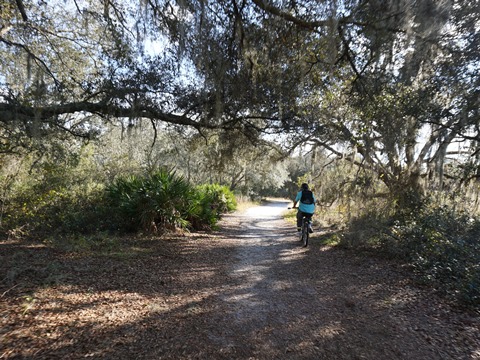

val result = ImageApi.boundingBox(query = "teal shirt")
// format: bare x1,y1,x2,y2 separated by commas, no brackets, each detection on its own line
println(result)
295,191,316,214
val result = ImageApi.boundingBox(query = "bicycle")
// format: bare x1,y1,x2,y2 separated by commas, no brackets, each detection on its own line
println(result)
288,207,312,247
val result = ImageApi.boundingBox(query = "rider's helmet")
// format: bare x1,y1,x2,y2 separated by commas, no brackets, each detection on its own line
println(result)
301,183,309,190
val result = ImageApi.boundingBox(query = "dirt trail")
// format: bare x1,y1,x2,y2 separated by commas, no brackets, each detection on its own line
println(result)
206,200,479,359
1,199,479,359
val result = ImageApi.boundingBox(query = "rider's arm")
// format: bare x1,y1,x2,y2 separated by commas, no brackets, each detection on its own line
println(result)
293,191,301,208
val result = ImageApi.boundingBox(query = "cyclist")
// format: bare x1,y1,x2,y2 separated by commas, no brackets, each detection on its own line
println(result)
292,183,316,233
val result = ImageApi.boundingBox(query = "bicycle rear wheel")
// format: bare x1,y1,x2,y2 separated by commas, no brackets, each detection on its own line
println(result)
302,220,309,247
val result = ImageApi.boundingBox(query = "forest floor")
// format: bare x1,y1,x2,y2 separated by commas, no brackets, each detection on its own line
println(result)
1,199,479,359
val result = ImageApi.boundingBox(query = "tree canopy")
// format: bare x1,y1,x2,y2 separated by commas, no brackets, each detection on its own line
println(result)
1,0,479,197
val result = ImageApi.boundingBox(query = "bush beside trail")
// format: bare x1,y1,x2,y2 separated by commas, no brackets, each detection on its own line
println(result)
1,168,236,239
340,203,480,309
188,183,237,230
107,173,237,233
3,161,479,310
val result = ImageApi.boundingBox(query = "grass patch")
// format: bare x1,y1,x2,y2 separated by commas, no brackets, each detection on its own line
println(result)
236,198,261,213
284,207,297,223
315,232,342,246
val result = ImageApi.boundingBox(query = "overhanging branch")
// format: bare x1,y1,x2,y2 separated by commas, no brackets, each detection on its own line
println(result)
250,0,328,30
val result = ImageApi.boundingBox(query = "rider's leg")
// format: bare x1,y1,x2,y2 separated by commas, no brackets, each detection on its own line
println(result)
296,211,303,231
305,213,314,233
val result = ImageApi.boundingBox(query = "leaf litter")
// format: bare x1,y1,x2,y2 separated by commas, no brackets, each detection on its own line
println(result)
1,200,479,359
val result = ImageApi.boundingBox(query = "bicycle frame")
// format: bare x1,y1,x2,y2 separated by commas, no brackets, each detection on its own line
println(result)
288,207,312,247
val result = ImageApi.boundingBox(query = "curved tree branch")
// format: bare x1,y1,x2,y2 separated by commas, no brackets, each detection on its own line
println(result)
15,0,28,21
0,100,207,129
250,0,328,30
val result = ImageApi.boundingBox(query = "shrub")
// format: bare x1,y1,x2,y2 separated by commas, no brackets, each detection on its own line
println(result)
0,146,113,238
106,169,195,233
343,203,480,308
399,207,480,307
187,184,237,230
195,184,237,213
106,170,237,233
2,178,108,238
2,157,238,238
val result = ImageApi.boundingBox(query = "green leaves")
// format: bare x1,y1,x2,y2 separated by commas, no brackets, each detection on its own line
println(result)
107,169,237,233
107,170,192,232
349,204,480,308
189,184,237,230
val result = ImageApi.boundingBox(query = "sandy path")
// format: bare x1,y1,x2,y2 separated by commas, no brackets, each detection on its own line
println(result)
200,199,480,359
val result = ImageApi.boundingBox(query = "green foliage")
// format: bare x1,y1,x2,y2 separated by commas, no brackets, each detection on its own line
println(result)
188,184,237,230
106,169,195,233
196,184,237,213
342,203,480,308
0,150,109,237
1,142,239,238
392,207,480,307
107,170,237,233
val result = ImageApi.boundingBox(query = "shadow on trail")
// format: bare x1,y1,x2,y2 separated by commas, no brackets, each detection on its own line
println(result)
1,199,478,359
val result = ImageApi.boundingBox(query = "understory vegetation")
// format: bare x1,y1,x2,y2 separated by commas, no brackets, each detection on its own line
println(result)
107,172,237,232
312,161,480,308
338,202,480,308
1,136,480,309
0,145,239,239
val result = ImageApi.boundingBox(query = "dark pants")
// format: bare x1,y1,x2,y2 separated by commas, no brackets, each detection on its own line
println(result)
297,211,313,228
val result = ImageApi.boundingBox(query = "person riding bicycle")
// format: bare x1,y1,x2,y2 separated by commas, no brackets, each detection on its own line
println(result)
292,183,316,233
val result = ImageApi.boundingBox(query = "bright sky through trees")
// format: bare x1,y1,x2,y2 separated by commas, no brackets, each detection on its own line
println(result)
0,0,479,198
